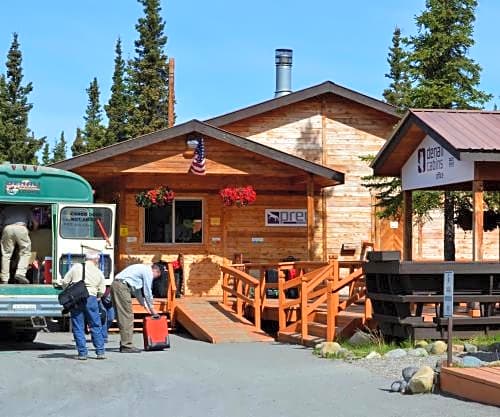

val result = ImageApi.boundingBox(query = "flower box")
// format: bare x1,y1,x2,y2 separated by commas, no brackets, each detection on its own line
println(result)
219,186,257,207
135,186,175,208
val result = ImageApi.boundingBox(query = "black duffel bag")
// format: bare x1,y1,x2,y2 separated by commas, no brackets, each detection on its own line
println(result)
58,263,89,314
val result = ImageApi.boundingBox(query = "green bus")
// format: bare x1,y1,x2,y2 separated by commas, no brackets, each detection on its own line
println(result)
0,163,115,342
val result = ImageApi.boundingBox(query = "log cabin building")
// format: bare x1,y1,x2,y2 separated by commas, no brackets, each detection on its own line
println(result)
53,77,401,296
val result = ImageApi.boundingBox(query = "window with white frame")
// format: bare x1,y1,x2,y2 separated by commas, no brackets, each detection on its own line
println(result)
144,199,203,244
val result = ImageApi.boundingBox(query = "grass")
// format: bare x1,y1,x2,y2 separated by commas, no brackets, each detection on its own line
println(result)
452,334,500,347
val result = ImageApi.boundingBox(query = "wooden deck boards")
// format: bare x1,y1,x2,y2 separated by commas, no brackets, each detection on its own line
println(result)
440,365,500,407
175,298,274,344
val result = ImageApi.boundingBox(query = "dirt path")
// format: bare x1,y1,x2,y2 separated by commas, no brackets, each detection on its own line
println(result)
0,332,497,417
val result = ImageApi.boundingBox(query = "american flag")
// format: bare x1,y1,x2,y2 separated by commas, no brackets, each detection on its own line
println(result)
189,137,206,175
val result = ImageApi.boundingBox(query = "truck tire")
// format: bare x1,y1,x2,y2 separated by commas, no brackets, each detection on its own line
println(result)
15,330,38,343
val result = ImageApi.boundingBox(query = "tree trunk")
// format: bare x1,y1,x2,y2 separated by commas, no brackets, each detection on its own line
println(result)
443,192,455,261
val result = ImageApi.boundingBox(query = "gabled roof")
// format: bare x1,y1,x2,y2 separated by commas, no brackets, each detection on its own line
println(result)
372,109,500,176
52,119,344,186
205,81,399,127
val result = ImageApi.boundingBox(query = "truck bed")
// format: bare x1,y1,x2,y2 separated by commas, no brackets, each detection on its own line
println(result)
0,285,62,317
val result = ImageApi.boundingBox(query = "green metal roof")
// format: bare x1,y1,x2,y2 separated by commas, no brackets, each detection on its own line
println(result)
0,164,93,204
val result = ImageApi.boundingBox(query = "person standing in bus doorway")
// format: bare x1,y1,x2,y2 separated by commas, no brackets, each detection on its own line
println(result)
111,263,162,353
0,205,38,284
62,252,106,360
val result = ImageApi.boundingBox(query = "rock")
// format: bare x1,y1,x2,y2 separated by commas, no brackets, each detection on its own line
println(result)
399,380,408,393
365,351,382,360
463,356,484,368
463,343,477,353
407,348,429,357
391,380,403,393
408,366,435,394
452,344,465,354
384,348,407,359
315,342,324,350
414,340,428,349
320,342,341,358
430,341,447,355
402,366,419,382
485,360,500,367
487,342,500,353
348,331,372,346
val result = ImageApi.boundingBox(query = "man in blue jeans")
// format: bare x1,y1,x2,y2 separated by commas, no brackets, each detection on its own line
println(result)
62,252,106,360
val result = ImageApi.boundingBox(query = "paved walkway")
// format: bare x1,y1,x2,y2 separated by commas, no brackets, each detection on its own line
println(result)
0,332,498,417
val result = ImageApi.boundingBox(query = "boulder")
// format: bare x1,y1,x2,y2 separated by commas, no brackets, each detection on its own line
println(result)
485,360,500,367
430,341,447,355
315,342,325,350
462,356,484,368
414,340,428,349
384,348,407,359
407,348,428,357
391,380,403,393
463,343,477,353
408,366,435,394
402,366,419,382
320,342,341,358
452,344,465,354
365,351,382,360
348,331,372,346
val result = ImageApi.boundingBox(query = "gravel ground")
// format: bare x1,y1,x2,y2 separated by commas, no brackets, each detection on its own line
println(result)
0,332,498,417
350,354,447,381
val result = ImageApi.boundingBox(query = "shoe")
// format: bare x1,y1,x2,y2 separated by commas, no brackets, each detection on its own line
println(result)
77,355,88,361
14,275,29,284
96,353,106,360
119,346,141,353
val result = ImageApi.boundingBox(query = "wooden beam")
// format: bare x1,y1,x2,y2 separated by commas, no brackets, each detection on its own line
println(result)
321,98,328,261
168,58,175,128
307,175,315,261
403,190,413,261
472,180,484,262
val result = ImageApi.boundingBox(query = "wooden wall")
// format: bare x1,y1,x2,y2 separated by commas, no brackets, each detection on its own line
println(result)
221,94,398,257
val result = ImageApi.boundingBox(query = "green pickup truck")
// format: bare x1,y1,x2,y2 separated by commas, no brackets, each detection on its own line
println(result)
0,164,115,342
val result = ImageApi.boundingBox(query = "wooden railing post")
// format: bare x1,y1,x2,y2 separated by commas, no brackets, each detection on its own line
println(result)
236,277,243,317
278,274,286,331
331,259,340,341
326,275,334,342
222,272,228,306
364,296,373,322
254,279,261,331
300,276,308,341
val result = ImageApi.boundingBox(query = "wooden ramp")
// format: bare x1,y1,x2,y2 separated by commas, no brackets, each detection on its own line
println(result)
175,298,274,344
440,365,500,407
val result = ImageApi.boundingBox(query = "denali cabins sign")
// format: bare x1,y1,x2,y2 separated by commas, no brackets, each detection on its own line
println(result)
401,135,473,191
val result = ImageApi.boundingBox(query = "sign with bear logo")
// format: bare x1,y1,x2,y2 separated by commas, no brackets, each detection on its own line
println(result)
265,209,307,227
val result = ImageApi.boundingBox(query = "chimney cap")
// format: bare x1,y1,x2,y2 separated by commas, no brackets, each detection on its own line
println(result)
275,49,293,65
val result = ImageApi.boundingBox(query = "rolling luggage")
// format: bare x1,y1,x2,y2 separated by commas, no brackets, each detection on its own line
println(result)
143,316,170,351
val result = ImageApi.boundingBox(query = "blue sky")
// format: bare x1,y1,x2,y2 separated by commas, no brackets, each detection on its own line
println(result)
0,1,499,150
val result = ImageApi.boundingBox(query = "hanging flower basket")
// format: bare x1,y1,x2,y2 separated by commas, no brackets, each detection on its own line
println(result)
219,186,257,207
135,185,175,208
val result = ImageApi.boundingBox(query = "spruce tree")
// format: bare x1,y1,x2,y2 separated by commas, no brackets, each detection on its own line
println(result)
128,0,170,136
41,142,51,165
383,27,412,111
71,127,86,156
52,130,67,162
105,38,131,144
0,33,44,164
82,77,106,151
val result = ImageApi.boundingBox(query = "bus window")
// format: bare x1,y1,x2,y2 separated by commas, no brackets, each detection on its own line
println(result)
59,207,112,240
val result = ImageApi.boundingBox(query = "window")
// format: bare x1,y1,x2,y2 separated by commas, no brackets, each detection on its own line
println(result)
60,207,113,240
144,199,203,244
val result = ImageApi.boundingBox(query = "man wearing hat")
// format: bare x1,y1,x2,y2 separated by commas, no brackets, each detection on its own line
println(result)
61,252,106,360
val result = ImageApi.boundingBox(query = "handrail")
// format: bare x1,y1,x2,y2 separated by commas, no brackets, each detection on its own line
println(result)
220,264,262,331
166,263,177,328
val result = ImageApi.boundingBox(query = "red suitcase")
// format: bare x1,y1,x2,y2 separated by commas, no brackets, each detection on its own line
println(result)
143,316,170,351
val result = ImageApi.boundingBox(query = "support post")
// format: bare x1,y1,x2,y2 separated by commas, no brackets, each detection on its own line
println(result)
472,180,484,262
236,278,243,316
254,281,261,331
168,58,175,128
300,277,308,342
403,190,413,261
307,175,315,261
278,274,286,331
222,272,228,306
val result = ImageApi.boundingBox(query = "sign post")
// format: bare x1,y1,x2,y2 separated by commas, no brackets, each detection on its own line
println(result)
443,271,454,366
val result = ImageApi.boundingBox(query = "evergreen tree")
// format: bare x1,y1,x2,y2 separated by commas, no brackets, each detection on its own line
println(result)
82,77,106,151
41,142,51,165
383,27,412,111
105,38,131,144
0,33,44,163
71,127,86,157
128,0,170,136
52,130,67,162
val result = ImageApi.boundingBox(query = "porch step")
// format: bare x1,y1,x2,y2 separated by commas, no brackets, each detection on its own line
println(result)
277,331,325,348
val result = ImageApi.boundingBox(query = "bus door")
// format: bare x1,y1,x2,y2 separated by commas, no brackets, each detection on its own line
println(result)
55,204,116,285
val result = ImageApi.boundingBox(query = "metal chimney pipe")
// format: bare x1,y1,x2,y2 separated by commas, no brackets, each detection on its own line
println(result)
275,49,292,98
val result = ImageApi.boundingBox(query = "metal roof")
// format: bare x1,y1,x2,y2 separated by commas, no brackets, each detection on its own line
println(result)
412,109,500,152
